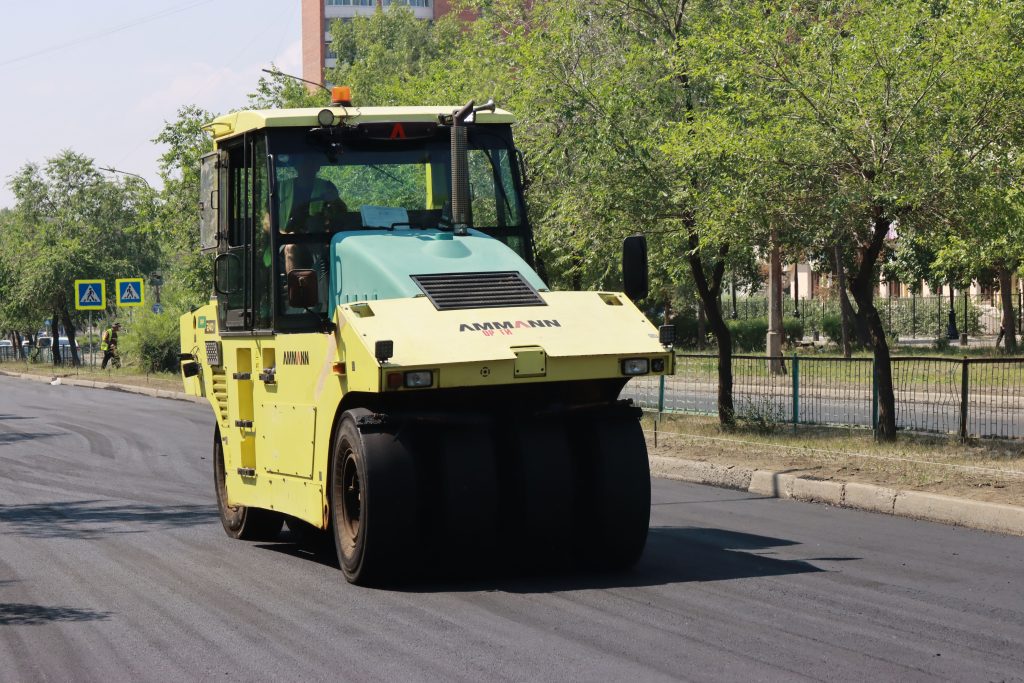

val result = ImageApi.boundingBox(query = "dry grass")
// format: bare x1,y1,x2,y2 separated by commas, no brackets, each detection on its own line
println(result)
645,413,1024,506
2,362,182,392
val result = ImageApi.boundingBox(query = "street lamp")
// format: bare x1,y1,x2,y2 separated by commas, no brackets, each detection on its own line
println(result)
947,285,959,339
99,166,152,188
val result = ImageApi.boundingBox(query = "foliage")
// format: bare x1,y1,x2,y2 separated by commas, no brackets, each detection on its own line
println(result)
119,307,181,373
1,151,160,362
725,317,804,352
152,105,216,307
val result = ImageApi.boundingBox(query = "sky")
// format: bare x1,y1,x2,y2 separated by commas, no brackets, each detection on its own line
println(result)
0,0,304,208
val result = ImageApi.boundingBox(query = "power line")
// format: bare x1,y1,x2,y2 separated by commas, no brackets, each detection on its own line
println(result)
0,0,216,69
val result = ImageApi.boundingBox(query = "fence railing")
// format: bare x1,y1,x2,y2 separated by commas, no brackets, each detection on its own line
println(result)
623,354,1024,440
0,346,100,367
718,293,1016,338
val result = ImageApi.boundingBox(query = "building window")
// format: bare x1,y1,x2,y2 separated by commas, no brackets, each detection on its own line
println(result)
326,0,376,5
383,0,431,6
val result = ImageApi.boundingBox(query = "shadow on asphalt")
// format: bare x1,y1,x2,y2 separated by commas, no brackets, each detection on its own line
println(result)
253,525,832,593
0,602,111,626
0,432,58,445
0,500,217,539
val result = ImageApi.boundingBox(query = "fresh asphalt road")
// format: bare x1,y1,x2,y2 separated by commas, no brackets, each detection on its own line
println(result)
1,376,1022,682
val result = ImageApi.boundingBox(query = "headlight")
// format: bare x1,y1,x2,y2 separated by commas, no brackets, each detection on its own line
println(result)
651,358,665,373
404,370,434,388
621,358,649,376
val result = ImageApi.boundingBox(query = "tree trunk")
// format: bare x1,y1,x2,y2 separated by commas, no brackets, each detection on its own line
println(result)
696,302,706,350
767,238,783,373
998,266,1018,353
834,244,852,358
849,213,897,441
686,233,733,428
50,312,61,366
59,299,81,367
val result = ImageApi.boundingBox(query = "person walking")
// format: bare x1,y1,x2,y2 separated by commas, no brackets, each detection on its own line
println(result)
100,322,121,369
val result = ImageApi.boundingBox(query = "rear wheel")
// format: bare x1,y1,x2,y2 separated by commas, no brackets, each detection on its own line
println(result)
213,428,283,541
330,412,418,585
507,420,576,569
437,426,499,571
576,417,650,569
285,516,330,551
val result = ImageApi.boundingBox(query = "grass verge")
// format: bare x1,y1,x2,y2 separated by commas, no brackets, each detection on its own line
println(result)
645,412,1024,507
0,362,182,392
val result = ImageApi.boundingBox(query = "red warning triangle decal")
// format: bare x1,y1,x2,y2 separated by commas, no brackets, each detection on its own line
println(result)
389,123,407,140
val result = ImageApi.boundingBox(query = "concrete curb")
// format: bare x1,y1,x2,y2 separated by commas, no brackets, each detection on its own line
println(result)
650,455,1024,537
0,370,204,404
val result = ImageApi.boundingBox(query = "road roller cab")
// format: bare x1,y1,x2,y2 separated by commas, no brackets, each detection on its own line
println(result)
180,93,673,584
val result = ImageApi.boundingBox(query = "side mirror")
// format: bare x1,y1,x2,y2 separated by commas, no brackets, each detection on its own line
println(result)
287,269,319,309
213,253,242,296
622,234,648,301
212,250,242,294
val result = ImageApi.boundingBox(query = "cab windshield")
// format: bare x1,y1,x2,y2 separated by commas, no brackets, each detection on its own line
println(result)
267,125,528,257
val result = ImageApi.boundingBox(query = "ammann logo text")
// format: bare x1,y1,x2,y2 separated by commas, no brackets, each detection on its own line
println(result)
282,351,310,365
459,319,561,336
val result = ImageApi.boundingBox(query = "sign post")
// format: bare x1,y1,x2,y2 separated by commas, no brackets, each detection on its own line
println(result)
74,280,105,366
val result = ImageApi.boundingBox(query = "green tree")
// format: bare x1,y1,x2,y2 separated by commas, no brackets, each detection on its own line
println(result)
326,5,464,106
741,1,1024,439
152,105,217,307
4,151,160,365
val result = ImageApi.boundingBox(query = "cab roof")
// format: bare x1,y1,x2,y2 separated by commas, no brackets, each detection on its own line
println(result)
204,106,516,140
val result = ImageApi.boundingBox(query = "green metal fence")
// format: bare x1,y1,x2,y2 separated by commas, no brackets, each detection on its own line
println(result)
624,354,1024,440
719,293,1013,338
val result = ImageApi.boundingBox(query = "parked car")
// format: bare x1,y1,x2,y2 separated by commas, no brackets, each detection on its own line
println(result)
57,336,80,354
0,339,14,361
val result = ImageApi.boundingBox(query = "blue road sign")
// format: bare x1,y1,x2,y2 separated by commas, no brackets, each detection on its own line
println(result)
116,278,144,307
74,280,105,311
151,303,164,315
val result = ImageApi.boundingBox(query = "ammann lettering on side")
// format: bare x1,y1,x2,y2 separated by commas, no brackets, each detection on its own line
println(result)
459,320,561,334
282,350,310,365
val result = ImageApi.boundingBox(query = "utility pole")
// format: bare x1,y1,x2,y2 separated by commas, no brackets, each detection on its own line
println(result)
767,234,783,374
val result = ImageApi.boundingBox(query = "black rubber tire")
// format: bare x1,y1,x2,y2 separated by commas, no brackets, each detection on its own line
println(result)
330,412,418,585
508,420,576,569
437,426,499,570
213,428,284,541
577,417,650,570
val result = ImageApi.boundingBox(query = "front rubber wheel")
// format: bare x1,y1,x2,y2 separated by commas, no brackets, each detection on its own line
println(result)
213,428,283,541
330,412,418,585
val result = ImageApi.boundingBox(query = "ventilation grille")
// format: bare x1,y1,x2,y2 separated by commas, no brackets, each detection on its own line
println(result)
411,271,546,311
210,368,228,423
205,340,222,367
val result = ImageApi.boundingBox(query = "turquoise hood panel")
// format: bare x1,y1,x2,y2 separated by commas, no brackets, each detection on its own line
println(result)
329,228,547,308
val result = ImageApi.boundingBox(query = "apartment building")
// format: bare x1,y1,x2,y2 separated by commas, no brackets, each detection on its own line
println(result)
302,0,463,85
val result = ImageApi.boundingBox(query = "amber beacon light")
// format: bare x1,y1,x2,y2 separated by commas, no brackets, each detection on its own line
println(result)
331,86,352,106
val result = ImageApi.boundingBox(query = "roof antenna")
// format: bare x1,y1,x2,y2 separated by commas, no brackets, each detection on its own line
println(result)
261,68,330,95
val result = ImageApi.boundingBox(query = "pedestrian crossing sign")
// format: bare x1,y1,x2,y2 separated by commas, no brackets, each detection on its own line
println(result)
74,279,105,311
116,278,145,307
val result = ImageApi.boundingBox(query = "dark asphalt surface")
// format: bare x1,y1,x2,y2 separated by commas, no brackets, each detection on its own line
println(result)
1,375,1023,682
